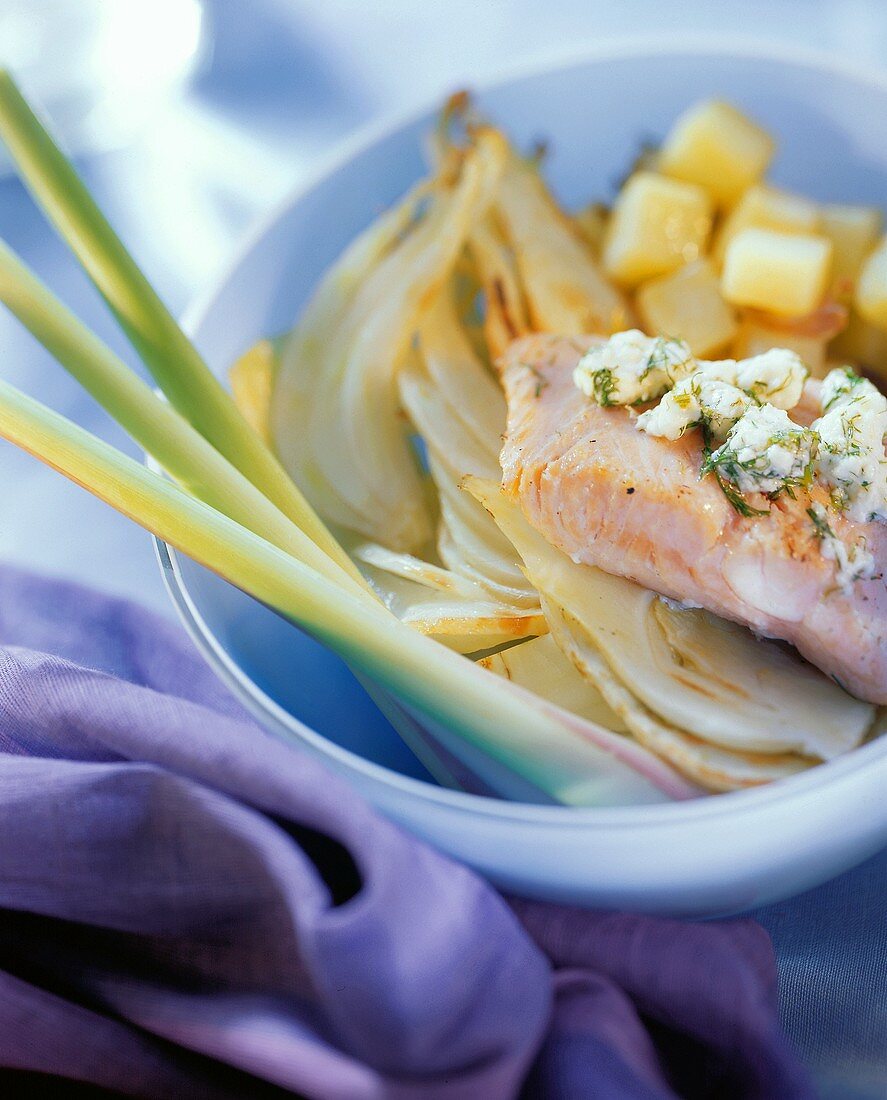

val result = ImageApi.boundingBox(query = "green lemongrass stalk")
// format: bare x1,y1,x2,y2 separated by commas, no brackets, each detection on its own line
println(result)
0,72,352,579
0,245,464,786
0,379,693,804
0,239,369,599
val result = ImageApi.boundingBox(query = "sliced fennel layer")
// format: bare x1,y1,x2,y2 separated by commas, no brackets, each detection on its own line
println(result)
466,477,874,778
480,633,627,733
272,132,507,552
543,600,812,792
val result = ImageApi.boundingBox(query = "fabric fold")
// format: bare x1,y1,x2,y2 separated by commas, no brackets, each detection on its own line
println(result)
0,566,811,1098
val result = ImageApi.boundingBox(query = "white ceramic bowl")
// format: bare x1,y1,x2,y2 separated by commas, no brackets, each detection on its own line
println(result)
160,38,887,917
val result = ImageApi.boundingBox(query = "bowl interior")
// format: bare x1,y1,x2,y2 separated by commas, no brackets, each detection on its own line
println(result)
173,42,887,809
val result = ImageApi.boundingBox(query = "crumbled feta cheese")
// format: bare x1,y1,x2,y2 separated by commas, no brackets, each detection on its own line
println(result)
821,532,876,590
581,335,886,523
573,330,694,406
636,348,807,442
703,404,816,496
730,348,808,410
575,332,806,416
808,502,877,592
820,367,876,412
637,371,752,440
813,368,887,522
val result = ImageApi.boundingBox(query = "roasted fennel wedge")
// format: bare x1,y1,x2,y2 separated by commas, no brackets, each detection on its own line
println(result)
397,298,541,608
272,129,507,552
492,149,633,336
233,326,543,649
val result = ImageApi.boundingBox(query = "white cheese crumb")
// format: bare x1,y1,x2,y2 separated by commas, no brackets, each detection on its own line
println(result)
635,348,807,442
579,335,886,540
637,371,752,440
704,404,816,496
576,331,807,417
573,330,693,407
821,368,878,412
813,368,887,522
808,503,877,592
729,348,808,410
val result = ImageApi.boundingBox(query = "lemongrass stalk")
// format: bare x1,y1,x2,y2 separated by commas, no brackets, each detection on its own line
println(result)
0,245,475,788
0,235,461,781
0,71,352,577
0,239,369,600
0,379,694,804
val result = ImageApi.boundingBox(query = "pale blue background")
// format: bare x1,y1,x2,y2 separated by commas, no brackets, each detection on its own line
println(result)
0,2,883,1094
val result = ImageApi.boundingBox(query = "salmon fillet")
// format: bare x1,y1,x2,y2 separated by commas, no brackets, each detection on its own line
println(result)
499,334,887,704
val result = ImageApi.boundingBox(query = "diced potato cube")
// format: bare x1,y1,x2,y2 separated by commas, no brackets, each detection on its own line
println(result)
721,228,832,317
733,307,847,379
856,237,887,329
825,206,883,299
712,185,821,266
636,258,737,356
658,100,775,208
573,202,609,257
603,172,713,288
830,308,887,371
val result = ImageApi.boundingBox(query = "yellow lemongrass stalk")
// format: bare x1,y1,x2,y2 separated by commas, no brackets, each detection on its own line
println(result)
0,379,697,806
0,70,352,577
0,239,369,599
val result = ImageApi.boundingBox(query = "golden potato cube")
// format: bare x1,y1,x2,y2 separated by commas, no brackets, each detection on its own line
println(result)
830,308,887,372
823,204,883,300
636,259,737,356
658,100,775,208
856,237,887,329
721,228,832,317
603,172,713,288
712,185,821,266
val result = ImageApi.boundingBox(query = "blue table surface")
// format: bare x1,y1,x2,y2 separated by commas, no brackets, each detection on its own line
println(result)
0,2,883,1094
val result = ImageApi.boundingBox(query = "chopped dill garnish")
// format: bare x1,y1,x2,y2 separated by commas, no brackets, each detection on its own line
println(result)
807,505,836,541
699,412,816,512
711,466,771,517
823,367,864,411
639,335,691,388
590,367,617,406
699,423,769,518
829,487,849,512
639,338,666,382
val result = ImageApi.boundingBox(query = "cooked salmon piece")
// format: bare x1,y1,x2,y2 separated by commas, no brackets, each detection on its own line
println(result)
499,334,887,704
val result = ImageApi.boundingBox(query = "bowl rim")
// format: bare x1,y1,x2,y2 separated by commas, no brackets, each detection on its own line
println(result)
166,32,887,828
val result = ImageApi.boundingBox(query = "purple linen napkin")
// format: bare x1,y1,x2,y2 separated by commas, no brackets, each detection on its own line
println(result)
0,565,812,1099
